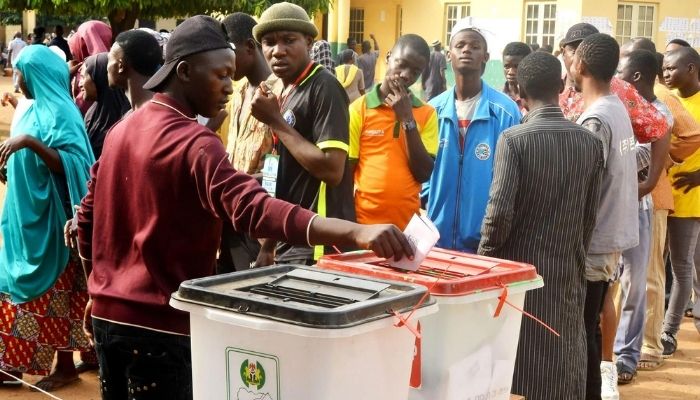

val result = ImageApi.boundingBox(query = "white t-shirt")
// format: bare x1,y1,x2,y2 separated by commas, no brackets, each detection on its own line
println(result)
10,98,33,133
455,92,481,141
8,38,26,65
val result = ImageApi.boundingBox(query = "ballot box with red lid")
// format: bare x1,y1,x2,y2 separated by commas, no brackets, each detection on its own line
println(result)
318,248,544,400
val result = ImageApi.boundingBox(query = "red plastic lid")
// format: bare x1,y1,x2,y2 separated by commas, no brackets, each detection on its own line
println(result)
317,248,538,296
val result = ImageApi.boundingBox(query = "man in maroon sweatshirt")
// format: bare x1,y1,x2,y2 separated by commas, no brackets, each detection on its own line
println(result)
75,16,413,400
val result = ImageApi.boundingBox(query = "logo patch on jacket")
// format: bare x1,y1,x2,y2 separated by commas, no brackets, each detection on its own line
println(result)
475,143,491,160
283,109,296,127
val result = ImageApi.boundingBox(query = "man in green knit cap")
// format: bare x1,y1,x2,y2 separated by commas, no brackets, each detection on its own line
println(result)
251,2,356,266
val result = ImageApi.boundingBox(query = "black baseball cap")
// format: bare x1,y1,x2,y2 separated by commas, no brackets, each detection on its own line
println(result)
561,23,599,47
143,15,234,91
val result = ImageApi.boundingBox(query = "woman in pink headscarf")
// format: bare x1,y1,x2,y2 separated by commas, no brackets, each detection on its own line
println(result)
68,21,112,114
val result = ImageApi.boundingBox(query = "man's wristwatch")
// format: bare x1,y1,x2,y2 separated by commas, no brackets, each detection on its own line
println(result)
401,119,417,131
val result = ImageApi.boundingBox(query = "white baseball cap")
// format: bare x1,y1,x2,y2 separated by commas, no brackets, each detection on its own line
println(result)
450,17,493,48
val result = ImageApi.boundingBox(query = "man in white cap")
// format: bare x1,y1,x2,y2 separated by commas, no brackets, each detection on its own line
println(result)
422,18,521,253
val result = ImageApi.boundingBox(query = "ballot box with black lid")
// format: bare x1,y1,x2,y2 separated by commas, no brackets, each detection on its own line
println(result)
170,265,438,400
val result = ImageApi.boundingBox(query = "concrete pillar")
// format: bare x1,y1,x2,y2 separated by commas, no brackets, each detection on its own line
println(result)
327,0,339,55
337,0,351,52
22,10,36,39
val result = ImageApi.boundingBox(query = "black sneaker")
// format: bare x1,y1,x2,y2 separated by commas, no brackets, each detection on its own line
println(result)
661,331,677,358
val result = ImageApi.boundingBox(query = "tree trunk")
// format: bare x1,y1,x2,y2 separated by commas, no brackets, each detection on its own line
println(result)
107,4,140,41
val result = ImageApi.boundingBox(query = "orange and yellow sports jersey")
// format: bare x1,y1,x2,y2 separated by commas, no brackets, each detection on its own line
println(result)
349,84,438,229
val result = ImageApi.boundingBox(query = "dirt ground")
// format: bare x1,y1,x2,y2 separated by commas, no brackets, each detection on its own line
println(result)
0,75,699,399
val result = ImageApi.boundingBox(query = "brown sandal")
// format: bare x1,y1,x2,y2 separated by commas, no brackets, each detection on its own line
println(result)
637,354,664,371
616,361,637,385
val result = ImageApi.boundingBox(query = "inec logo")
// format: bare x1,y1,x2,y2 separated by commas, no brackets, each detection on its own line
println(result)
240,359,266,390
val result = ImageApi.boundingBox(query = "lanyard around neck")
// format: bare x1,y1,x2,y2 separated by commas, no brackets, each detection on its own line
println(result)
277,62,315,110
272,62,315,150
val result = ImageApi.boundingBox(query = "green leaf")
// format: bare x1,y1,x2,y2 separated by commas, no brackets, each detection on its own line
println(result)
0,0,331,20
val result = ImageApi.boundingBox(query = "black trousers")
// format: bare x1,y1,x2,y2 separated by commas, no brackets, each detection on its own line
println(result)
584,280,609,400
92,318,193,400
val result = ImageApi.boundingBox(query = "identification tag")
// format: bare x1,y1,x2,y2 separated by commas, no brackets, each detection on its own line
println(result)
261,154,279,197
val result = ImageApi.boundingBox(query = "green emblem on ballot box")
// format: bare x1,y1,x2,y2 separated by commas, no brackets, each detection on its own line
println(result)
240,359,266,390
227,347,279,400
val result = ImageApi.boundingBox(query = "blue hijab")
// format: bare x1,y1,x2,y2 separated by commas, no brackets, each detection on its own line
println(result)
0,45,95,303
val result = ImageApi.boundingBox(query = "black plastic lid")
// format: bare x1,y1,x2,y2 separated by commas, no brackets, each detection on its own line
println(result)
172,265,434,329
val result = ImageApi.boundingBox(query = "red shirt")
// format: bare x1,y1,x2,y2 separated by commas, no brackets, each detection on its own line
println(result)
503,82,528,116
77,93,315,335
559,77,668,143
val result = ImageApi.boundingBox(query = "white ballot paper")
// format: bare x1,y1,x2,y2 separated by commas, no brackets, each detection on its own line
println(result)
387,214,440,271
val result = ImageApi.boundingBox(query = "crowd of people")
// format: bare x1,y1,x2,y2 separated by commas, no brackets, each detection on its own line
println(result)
0,2,697,400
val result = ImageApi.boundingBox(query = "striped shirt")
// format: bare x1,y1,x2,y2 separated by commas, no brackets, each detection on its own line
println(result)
478,105,604,400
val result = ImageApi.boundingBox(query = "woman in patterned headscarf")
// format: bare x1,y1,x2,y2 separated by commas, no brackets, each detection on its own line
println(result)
0,45,94,391
311,39,335,75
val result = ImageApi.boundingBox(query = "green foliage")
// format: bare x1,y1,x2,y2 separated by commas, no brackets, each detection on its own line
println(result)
0,0,331,20
37,14,107,28
0,11,22,25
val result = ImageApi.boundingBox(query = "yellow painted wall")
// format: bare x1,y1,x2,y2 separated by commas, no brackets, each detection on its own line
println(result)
327,0,700,85
400,0,445,46
550,0,583,43
581,0,700,48
349,0,400,47
655,0,700,47
155,18,178,32
312,12,324,39
399,0,525,51
347,0,401,84
2,25,22,48
22,10,36,38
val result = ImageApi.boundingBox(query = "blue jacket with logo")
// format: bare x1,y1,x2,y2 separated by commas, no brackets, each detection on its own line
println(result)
422,81,521,252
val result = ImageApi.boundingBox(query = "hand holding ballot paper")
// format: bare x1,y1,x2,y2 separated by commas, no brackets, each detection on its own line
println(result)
388,214,440,271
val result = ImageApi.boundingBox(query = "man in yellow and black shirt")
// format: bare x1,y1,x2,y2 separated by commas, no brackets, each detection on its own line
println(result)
349,34,438,230
250,3,355,264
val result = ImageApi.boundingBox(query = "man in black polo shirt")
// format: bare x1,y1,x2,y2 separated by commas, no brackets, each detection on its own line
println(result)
251,2,355,265
49,25,73,61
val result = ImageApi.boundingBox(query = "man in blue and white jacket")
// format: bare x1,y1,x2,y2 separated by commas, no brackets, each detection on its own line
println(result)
422,19,521,252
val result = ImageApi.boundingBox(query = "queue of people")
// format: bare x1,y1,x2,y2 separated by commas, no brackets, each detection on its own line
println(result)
0,4,698,400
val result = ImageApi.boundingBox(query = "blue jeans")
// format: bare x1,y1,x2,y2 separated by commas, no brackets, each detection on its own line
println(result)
92,318,193,400
614,206,652,369
664,217,700,335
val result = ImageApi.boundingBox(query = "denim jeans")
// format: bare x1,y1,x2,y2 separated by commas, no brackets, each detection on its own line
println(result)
663,217,700,335
614,206,652,369
92,318,193,400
